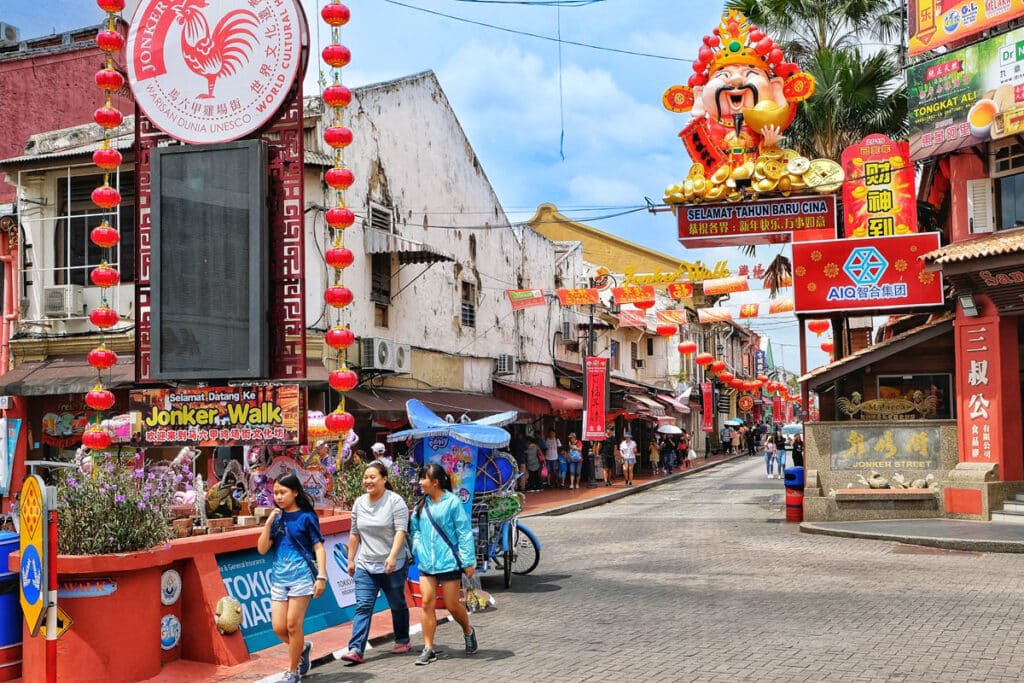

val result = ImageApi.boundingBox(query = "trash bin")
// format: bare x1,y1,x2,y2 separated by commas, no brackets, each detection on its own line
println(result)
783,466,804,523
784,466,805,489
0,531,21,681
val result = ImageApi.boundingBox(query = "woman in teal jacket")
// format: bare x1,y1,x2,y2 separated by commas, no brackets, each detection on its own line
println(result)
410,463,478,665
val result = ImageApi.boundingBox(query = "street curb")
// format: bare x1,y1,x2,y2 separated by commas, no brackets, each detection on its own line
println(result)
526,453,749,517
799,522,1024,554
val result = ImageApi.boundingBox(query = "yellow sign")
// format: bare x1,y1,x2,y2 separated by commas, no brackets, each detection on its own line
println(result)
19,474,47,636
605,261,731,290
39,606,72,639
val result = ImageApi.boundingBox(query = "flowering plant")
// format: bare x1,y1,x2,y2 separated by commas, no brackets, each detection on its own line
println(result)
56,448,192,555
333,458,420,510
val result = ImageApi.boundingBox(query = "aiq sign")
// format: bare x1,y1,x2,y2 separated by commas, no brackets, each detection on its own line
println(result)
678,195,836,248
792,233,944,314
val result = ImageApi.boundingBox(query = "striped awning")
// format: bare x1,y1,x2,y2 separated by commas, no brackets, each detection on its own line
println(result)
363,228,453,265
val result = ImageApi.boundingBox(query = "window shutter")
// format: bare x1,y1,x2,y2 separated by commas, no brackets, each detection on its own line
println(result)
967,178,994,234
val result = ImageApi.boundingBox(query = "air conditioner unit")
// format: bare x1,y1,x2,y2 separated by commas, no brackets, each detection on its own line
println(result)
633,359,646,369
393,344,412,374
495,354,516,376
43,285,85,318
559,320,574,342
359,337,397,371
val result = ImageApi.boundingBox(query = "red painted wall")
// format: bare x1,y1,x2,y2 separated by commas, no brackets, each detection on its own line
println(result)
947,152,987,244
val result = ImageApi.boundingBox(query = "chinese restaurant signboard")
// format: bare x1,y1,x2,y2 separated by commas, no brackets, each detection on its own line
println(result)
908,25,1024,160
130,385,301,446
830,426,942,470
956,321,998,462
792,233,944,314
841,135,917,238
908,0,1024,56
678,196,836,248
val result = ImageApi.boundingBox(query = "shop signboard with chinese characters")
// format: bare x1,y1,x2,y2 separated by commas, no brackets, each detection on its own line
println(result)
678,196,837,248
830,426,942,470
841,134,917,238
792,233,944,314
908,25,1024,160
701,383,713,432
908,0,1024,56
506,289,546,310
611,285,656,306
957,321,999,462
583,357,608,441
129,385,301,446
556,288,599,306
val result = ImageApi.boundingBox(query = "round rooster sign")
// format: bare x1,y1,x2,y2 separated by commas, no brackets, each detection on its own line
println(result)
126,0,307,144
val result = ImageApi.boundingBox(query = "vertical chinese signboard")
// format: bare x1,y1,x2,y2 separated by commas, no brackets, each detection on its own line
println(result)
701,382,713,433
584,357,608,441
957,320,998,463
841,134,917,238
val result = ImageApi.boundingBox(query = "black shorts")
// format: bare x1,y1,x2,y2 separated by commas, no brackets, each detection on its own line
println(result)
420,569,462,582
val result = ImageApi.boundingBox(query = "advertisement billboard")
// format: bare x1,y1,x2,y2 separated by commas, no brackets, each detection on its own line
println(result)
841,134,917,238
677,195,836,248
908,0,1024,57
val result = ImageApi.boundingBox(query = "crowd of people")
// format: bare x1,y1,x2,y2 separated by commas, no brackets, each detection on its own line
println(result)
717,421,805,478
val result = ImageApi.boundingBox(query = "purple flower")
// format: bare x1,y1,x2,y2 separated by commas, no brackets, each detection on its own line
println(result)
67,477,79,489
115,494,125,503
106,462,115,473
137,502,146,510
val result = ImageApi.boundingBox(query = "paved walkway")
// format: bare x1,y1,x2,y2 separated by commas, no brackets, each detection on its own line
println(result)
802,518,1024,553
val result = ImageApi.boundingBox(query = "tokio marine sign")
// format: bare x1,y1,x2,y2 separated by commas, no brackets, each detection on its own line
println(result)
126,0,307,144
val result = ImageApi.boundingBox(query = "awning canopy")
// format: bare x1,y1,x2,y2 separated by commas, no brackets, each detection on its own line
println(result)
363,228,453,265
625,393,665,417
492,380,583,416
0,355,134,396
656,393,691,414
346,387,520,419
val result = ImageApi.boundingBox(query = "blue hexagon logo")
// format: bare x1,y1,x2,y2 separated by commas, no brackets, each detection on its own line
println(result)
843,248,888,286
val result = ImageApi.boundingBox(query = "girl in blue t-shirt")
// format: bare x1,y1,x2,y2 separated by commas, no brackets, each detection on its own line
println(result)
258,473,327,683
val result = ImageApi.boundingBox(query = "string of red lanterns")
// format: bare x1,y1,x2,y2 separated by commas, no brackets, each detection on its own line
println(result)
321,2,358,438
82,0,127,451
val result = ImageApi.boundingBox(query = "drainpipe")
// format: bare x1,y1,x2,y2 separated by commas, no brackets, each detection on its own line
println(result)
0,231,16,374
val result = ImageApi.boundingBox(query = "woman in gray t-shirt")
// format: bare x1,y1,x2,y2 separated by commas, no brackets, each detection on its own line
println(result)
341,462,413,663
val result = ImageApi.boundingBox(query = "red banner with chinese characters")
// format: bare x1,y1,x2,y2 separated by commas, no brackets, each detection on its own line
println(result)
702,276,750,296
956,318,1000,464
667,282,693,300
618,310,646,327
556,288,599,306
773,394,783,420
678,195,837,248
697,307,733,323
584,357,608,441
611,285,656,305
701,382,713,433
792,233,944,314
679,117,727,176
739,304,760,319
842,134,916,238
656,310,688,325
506,289,546,310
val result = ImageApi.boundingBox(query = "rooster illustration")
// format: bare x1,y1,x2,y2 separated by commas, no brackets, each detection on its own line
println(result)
171,0,259,99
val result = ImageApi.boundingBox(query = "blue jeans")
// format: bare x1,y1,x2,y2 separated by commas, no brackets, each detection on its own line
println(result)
347,565,410,655
765,452,775,475
776,450,787,476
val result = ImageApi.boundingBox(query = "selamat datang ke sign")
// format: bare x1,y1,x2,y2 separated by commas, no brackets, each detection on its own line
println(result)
792,233,944,314
126,0,306,144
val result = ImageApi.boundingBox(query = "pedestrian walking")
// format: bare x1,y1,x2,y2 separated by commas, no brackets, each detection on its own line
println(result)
601,428,616,486
649,438,661,476
679,429,691,468
619,432,638,486
567,433,583,489
257,473,327,683
720,424,732,455
774,427,788,478
791,433,805,468
745,425,756,457
543,429,561,489
340,461,413,664
525,437,543,492
763,434,777,479
410,463,478,666
510,431,528,492
660,436,677,474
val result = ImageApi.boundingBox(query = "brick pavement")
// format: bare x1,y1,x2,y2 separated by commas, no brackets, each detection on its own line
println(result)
308,454,1024,683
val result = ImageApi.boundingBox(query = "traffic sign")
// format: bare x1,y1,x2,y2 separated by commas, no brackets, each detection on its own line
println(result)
39,606,72,639
19,474,46,636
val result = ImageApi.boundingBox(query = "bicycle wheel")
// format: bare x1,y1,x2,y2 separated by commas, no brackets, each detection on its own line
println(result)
502,522,513,588
510,522,539,575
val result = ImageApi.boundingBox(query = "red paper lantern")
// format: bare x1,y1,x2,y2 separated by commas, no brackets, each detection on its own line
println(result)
90,222,120,248
321,2,351,26
325,247,354,270
329,369,359,392
97,0,126,12
95,68,124,92
90,264,120,288
85,384,116,411
82,427,112,450
821,341,834,354
96,30,124,53
678,340,697,356
324,126,353,149
634,299,655,310
94,105,123,129
694,352,714,367
656,323,676,339
92,185,121,209
325,410,355,434
326,207,356,229
92,147,122,171
89,307,119,328
710,360,726,374
322,44,351,68
745,380,760,392
807,319,830,337
719,371,734,383
756,374,769,383
325,325,355,349
325,167,355,190
87,346,118,370
323,85,352,109
325,286,354,308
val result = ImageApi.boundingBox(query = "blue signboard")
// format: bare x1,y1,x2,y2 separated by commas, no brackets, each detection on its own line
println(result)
216,530,388,652
755,350,766,377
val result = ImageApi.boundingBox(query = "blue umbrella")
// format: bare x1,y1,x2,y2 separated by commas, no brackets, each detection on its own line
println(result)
724,417,744,427
385,399,515,448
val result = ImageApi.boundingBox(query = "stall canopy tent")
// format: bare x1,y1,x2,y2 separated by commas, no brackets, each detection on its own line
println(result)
492,380,583,417
322,385,520,421
0,355,134,395
387,399,515,448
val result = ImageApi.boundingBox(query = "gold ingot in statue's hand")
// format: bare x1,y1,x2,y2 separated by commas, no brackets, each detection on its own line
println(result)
742,101,789,134
711,165,731,185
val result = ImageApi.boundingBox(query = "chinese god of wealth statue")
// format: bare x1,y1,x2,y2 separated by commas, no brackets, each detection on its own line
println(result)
662,10,843,204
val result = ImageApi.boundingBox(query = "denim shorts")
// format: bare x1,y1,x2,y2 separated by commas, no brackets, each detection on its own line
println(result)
270,577,315,601
421,569,463,582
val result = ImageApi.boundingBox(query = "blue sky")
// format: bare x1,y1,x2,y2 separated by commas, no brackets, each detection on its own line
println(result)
4,0,824,373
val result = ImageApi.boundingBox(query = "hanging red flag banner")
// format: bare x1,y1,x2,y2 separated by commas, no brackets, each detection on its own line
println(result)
701,276,750,296
584,357,608,441
611,285,656,305
739,304,760,319
773,394,783,419
656,310,688,324
701,382,714,433
678,118,728,176
556,288,600,306
618,310,646,328
768,298,795,314
841,134,917,238
506,289,546,310
697,307,733,323
667,282,694,300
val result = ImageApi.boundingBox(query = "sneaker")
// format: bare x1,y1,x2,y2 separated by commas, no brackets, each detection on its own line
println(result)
391,642,413,655
340,649,364,664
277,672,300,683
299,641,312,675
415,648,437,665
464,628,478,655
